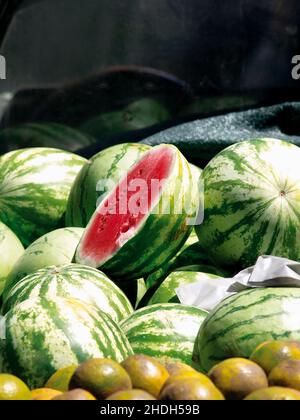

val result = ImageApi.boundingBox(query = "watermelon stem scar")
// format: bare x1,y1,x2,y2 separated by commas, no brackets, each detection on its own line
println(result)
76,145,175,268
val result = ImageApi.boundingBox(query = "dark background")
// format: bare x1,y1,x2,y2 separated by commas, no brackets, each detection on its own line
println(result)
1,0,300,94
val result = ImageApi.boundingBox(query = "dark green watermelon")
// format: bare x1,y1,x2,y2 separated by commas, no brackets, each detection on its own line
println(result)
0,123,95,154
80,98,171,138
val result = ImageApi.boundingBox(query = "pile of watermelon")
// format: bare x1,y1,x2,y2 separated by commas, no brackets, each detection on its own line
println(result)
1,135,300,400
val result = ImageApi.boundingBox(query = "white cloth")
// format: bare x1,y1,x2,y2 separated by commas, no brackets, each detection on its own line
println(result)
176,255,300,312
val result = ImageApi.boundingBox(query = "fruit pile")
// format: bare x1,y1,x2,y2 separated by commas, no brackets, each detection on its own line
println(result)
0,136,300,400
2,341,300,400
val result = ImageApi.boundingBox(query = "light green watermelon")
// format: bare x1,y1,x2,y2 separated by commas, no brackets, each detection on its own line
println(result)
0,222,24,296
190,164,202,177
3,227,84,300
196,139,300,269
190,163,202,210
142,262,227,308
196,287,300,372
0,148,86,246
148,269,222,305
121,303,207,367
117,278,148,309
135,279,148,308
180,229,200,250
0,122,95,154
75,144,194,280
2,297,133,388
140,230,218,308
189,164,202,227
2,264,133,321
145,231,212,291
66,143,151,227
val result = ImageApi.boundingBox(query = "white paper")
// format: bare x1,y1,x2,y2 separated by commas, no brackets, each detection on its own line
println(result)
176,255,300,312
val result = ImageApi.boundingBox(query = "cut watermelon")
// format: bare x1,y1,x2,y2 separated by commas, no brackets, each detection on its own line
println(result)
75,144,193,280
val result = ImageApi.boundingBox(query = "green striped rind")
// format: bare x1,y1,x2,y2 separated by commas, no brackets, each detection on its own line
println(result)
196,138,300,269
139,230,219,308
116,278,148,310
2,264,133,321
135,279,148,308
0,123,95,154
0,222,24,296
76,144,194,280
190,163,202,212
196,287,300,372
3,227,84,300
142,262,227,308
0,148,86,246
148,270,221,305
4,297,133,388
181,229,199,249
121,303,207,367
66,143,151,227
145,231,214,291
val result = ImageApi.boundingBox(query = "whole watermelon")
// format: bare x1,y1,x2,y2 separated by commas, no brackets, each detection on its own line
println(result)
148,269,222,305
3,227,84,299
121,303,207,368
116,278,147,309
80,98,171,138
0,123,95,154
75,144,194,280
2,264,133,321
196,287,300,372
139,230,219,308
0,222,24,296
190,163,202,210
2,297,133,388
0,148,86,246
196,139,300,269
66,143,151,227
145,230,212,291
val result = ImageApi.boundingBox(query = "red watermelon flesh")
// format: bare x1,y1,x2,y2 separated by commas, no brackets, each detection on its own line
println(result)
77,145,174,267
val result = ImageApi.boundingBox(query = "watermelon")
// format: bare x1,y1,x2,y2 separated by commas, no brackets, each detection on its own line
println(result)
0,222,24,296
0,148,86,246
75,144,194,280
148,269,222,305
196,287,300,372
190,163,202,207
117,278,147,309
135,279,148,308
66,143,151,227
2,264,133,321
121,303,207,368
145,234,214,290
141,263,227,308
0,123,95,154
196,139,300,269
176,264,226,272
190,164,202,177
172,242,216,270
2,297,133,388
3,227,84,300
80,98,171,138
138,230,218,308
